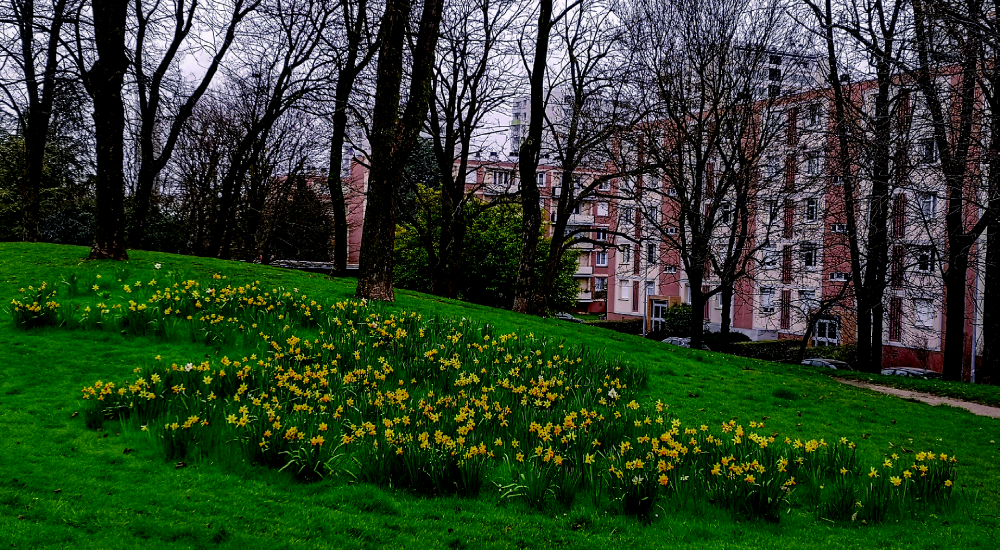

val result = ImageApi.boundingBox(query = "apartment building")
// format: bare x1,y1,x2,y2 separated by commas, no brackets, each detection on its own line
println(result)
604,76,986,374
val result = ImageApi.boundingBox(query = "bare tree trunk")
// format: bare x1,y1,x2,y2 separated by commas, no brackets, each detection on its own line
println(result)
512,0,553,315
720,283,733,335
87,0,129,260
327,0,375,275
356,0,444,301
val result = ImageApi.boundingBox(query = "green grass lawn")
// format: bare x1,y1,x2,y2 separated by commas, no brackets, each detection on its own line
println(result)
1,242,998,549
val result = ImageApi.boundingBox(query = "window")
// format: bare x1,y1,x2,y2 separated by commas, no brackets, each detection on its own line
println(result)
595,251,609,267
619,279,630,300
801,242,818,268
666,226,678,235
770,54,782,65
919,192,937,217
762,156,781,178
465,169,478,184
918,138,937,164
536,172,546,186
492,170,510,188
720,202,733,224
831,223,847,233
646,243,657,265
622,206,633,223
595,277,607,292
814,319,839,346
599,178,611,190
915,247,932,272
915,299,935,328
665,187,678,197
645,281,656,297
664,264,678,274
804,197,819,223
619,246,631,264
761,287,775,313
807,103,821,126
769,68,781,81
763,244,778,267
594,228,608,241
830,271,848,281
805,151,822,176
768,84,781,98
597,202,609,216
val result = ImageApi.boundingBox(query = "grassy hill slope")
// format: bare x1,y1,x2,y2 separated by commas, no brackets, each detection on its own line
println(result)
0,242,997,549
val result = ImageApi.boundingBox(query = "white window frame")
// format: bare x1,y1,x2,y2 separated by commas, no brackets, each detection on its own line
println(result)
595,277,608,292
761,287,775,313
645,280,656,297
829,272,848,281
831,223,847,233
597,202,609,216
804,198,819,223
664,264,678,274
666,226,678,235
814,319,839,346
619,279,630,300
619,246,631,264
646,243,657,265
801,242,818,269
595,250,609,267
915,298,935,328
594,228,608,241
919,192,937,217
915,247,932,272
720,202,733,224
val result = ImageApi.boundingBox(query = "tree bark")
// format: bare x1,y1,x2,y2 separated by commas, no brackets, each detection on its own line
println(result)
355,0,444,301
512,0,553,315
88,0,129,260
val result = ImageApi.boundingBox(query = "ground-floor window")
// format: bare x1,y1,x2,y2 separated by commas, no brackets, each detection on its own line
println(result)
814,319,838,346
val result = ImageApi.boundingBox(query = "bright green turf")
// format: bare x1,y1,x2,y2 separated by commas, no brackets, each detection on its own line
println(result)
1,242,998,549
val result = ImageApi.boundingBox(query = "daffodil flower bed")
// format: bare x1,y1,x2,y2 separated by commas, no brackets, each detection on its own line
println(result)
11,266,959,523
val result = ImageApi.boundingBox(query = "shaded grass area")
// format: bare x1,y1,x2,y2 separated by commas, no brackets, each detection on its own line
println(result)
831,370,1000,408
1,242,999,549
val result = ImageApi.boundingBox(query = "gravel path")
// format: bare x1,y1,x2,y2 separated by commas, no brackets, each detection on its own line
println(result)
837,379,1000,419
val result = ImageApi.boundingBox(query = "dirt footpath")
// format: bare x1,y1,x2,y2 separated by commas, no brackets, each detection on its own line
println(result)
837,379,1000,419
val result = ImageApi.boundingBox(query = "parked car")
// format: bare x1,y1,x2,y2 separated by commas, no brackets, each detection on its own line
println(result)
880,367,942,380
662,337,710,350
801,358,853,370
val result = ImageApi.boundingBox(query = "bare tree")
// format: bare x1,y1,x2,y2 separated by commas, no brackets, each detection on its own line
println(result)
802,0,913,373
208,0,335,258
422,0,522,298
626,0,792,349
354,0,445,301
128,0,260,248
909,0,987,380
0,0,79,241
322,0,379,275
74,0,129,259
511,0,580,314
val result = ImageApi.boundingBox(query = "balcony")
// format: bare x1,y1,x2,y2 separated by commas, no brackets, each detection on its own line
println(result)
576,265,594,276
